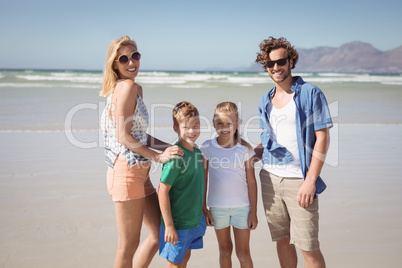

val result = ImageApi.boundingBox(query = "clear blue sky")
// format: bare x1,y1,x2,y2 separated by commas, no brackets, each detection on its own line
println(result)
1,0,401,71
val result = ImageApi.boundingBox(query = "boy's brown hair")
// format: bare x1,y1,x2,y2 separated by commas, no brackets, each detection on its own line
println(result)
172,101,199,127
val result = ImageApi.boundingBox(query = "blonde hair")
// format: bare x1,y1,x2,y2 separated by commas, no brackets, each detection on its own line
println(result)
214,101,251,149
100,36,138,97
173,101,199,127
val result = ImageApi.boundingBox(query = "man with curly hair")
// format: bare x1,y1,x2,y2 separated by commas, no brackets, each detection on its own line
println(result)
255,36,333,268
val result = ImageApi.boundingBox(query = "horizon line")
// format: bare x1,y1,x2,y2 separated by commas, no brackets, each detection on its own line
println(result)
1,68,401,75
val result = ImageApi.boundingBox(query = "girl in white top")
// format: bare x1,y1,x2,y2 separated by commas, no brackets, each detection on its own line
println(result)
200,102,258,268
99,36,183,268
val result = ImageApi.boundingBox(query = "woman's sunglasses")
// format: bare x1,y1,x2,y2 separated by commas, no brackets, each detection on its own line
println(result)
116,52,141,64
266,57,288,68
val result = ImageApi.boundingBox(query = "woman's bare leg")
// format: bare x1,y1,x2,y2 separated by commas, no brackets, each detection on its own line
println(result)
113,198,145,268
133,192,161,267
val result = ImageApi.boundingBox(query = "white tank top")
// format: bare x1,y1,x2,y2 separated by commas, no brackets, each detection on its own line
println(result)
263,99,303,178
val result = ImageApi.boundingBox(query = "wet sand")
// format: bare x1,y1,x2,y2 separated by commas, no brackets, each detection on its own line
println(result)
1,125,402,267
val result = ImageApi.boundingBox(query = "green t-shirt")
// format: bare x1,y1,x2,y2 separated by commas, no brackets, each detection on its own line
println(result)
160,142,204,230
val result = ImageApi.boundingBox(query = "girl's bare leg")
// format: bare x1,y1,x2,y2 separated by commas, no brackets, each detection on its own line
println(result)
215,227,233,268
233,227,253,268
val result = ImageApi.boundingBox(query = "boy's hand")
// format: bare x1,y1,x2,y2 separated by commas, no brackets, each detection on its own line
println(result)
203,207,214,227
248,213,258,230
165,226,178,245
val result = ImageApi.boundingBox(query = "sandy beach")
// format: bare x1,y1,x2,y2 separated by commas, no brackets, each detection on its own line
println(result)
1,70,402,267
1,124,402,267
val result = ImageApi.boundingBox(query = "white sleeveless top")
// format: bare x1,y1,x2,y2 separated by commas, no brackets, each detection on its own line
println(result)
101,84,149,168
263,99,303,178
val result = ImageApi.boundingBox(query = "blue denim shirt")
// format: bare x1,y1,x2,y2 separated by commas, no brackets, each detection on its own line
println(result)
258,76,333,195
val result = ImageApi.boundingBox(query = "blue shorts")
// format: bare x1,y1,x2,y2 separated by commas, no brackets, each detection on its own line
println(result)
159,215,206,263
210,206,250,230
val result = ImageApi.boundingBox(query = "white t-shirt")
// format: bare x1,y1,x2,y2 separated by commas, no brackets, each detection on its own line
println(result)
263,100,304,178
200,138,255,208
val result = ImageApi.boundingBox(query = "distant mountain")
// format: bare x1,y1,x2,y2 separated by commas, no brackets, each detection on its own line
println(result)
247,41,402,73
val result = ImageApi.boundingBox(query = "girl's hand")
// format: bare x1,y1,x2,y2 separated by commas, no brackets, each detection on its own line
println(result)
156,145,184,163
248,213,258,230
203,207,214,227
165,226,178,245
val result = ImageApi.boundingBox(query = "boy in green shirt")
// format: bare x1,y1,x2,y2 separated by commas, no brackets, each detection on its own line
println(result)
158,101,206,267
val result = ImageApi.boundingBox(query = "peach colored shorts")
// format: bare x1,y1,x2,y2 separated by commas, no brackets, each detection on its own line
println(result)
107,154,155,202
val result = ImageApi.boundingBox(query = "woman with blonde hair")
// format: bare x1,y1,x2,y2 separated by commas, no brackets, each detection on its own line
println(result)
100,36,183,268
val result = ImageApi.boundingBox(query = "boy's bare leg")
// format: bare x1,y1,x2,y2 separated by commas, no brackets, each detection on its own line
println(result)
166,250,191,268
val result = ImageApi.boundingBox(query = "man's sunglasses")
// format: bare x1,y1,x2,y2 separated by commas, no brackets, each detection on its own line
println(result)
116,52,141,64
266,57,288,68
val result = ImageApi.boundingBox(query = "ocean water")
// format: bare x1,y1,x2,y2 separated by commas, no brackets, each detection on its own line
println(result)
1,69,401,133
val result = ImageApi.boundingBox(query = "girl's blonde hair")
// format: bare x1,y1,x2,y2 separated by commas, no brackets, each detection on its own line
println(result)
214,101,251,149
100,36,138,97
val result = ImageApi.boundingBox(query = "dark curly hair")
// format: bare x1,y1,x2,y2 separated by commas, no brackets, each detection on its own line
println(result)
255,36,299,71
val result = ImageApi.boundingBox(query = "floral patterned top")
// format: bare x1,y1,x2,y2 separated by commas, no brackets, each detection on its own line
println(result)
101,86,149,168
